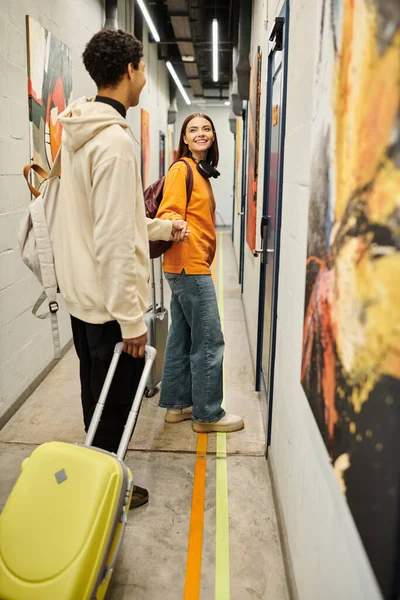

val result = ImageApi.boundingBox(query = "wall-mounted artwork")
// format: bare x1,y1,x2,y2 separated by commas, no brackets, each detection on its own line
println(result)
26,16,72,173
235,116,242,215
301,1,400,597
246,46,262,252
140,109,150,189
159,131,166,178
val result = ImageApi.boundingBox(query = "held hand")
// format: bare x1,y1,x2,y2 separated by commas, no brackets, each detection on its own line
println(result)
123,332,147,358
170,220,190,243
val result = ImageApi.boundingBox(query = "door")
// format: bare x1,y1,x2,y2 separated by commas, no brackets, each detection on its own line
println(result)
238,104,248,291
254,4,289,451
231,134,236,243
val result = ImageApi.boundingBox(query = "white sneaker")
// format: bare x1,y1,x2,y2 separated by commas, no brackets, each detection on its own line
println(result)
192,413,244,433
164,407,193,423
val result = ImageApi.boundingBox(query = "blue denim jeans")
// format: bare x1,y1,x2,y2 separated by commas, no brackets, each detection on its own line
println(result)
159,270,225,423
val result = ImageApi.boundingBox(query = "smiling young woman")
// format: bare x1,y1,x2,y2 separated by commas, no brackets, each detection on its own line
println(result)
179,114,218,162
156,114,244,433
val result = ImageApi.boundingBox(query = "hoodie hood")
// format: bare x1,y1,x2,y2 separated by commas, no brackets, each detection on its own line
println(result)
58,97,131,152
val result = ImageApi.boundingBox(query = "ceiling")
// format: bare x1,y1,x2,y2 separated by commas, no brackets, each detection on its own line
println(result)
143,0,240,100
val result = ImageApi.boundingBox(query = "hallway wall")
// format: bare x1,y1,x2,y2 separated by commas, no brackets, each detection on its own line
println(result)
234,0,383,598
0,0,104,424
232,0,266,364
0,2,172,424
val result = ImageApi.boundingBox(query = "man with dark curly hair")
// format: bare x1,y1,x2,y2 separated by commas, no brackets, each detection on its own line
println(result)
53,29,188,509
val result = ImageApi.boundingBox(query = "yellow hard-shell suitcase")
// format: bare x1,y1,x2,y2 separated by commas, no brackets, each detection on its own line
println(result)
0,343,156,600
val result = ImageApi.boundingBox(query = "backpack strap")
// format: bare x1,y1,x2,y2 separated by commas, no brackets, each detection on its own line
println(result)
23,147,61,198
32,291,61,360
23,164,48,198
29,182,61,360
176,159,194,204
22,146,62,360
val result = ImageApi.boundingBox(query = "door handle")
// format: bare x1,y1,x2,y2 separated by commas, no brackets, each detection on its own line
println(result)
260,215,270,238
254,248,274,257
238,211,244,216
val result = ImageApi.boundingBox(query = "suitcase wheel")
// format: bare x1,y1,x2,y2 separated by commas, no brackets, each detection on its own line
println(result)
145,387,155,398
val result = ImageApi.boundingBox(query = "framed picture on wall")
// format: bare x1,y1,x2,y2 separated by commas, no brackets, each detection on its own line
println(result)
159,131,166,178
301,1,400,597
140,109,150,190
235,115,242,215
26,15,72,178
246,46,262,252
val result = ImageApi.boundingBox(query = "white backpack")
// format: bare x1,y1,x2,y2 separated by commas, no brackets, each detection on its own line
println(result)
18,151,62,360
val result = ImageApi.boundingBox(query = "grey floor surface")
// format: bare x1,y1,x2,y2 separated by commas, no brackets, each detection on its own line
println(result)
0,230,289,600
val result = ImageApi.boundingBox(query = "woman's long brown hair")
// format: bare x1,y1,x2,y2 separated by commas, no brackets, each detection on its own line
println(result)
177,113,219,167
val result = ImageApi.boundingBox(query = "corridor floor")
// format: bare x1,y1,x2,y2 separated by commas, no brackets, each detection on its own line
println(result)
0,230,289,600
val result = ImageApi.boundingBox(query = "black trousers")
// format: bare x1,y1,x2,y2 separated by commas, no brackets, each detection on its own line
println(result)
71,316,144,455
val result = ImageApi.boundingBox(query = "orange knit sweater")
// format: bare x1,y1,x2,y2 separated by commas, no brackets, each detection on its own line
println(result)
156,158,216,274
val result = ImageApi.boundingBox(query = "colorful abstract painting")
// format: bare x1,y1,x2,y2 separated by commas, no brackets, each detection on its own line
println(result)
159,131,166,178
235,116,242,214
246,47,262,252
301,1,400,597
140,109,150,190
26,16,72,173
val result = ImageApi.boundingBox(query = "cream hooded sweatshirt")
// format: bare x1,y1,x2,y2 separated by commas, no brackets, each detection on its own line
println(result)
54,98,172,339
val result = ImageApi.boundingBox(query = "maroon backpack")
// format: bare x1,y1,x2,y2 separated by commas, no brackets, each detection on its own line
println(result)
144,159,194,259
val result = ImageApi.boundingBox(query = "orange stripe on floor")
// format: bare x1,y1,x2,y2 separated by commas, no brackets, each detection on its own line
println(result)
183,246,217,599
183,434,208,600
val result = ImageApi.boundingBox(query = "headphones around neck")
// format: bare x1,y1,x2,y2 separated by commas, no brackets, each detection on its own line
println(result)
190,154,220,179
196,160,220,179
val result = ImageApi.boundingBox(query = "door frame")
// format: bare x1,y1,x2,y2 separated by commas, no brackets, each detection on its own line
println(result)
255,2,290,453
238,104,248,292
231,133,237,243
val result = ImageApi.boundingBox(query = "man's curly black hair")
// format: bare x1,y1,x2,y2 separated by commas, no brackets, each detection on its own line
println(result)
82,29,144,89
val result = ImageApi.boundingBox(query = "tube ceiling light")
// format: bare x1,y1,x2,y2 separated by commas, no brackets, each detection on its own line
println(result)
166,61,191,105
212,19,219,82
136,0,160,42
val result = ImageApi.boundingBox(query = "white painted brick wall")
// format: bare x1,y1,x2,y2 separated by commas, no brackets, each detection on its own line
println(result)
0,0,103,421
234,0,383,597
0,1,174,423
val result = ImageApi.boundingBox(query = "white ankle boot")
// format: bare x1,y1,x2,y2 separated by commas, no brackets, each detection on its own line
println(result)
192,413,244,433
164,407,193,423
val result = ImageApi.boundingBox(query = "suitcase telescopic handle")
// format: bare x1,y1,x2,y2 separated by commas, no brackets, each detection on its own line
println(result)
159,258,165,312
151,260,157,314
84,343,157,458
117,345,156,459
